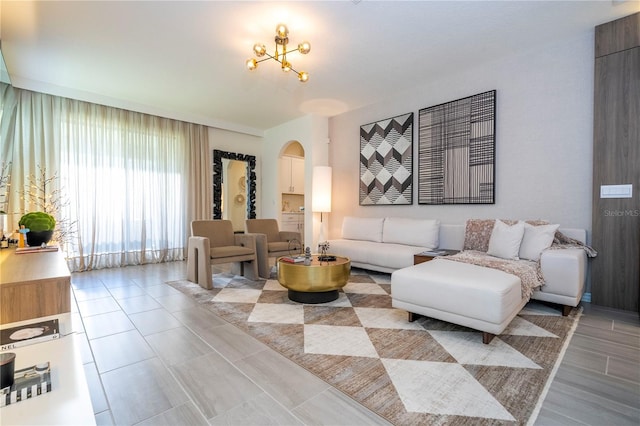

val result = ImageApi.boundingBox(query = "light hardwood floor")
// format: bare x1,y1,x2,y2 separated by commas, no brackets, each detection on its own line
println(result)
70,261,639,425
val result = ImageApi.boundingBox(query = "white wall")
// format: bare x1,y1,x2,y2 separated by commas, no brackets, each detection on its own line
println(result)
328,32,594,241
208,116,330,249
263,115,329,250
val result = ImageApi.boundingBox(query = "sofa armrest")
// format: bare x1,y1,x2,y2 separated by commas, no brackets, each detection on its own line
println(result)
279,231,302,243
540,248,587,298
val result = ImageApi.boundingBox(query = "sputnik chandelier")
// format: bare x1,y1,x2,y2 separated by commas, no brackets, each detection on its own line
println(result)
245,23,311,83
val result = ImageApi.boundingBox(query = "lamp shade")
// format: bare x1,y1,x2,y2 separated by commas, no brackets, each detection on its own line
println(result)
312,166,332,213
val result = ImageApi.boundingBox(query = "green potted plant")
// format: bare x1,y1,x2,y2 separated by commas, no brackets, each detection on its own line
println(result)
19,212,56,247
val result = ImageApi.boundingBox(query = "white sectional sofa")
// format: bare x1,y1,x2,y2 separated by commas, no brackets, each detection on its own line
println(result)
327,216,442,273
328,216,589,343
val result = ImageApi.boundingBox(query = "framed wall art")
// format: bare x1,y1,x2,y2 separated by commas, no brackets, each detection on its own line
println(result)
359,112,413,205
418,90,496,205
212,149,256,220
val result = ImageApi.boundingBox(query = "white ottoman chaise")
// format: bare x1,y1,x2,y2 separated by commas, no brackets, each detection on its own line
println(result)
392,259,526,343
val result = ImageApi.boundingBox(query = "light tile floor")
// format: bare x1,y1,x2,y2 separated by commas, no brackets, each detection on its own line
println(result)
71,261,640,425
535,302,640,425
72,261,390,425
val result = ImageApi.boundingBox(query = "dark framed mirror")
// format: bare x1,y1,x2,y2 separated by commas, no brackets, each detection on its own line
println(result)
213,150,256,226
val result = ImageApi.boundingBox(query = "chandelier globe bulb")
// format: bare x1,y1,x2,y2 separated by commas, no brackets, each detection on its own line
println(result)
253,43,266,57
298,41,311,54
246,58,258,70
275,23,289,38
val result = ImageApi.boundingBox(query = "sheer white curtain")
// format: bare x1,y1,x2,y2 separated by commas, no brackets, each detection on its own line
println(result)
1,83,211,271
1,84,60,233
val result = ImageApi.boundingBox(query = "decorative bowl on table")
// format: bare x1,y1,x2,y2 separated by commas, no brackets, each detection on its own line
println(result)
26,230,54,247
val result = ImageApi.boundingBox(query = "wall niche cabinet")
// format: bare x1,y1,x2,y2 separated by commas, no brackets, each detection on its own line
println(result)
591,12,640,312
279,156,305,195
281,212,304,235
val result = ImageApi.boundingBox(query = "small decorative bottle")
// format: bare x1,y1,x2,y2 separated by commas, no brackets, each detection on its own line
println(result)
18,226,26,248
304,247,311,266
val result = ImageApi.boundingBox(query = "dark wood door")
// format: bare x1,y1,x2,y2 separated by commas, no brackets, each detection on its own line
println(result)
591,13,640,312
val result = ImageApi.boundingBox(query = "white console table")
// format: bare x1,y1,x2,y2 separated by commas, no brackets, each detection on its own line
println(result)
1,315,95,425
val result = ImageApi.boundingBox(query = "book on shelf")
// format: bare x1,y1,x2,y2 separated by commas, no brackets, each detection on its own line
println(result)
15,245,59,254
0,362,52,407
280,256,305,263
0,319,60,351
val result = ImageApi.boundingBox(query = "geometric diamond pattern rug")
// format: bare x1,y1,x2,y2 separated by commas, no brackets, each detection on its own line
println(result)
168,268,581,425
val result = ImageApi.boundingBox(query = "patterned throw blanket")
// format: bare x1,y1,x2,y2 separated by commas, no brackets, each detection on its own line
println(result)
440,251,543,299
435,232,597,300
551,232,598,258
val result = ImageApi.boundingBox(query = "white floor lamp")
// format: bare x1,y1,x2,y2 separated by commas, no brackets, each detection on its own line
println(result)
312,166,332,251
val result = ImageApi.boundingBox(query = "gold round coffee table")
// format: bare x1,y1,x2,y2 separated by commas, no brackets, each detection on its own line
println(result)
277,255,351,303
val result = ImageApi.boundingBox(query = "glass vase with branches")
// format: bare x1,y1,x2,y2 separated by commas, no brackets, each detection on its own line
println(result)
0,161,10,214
0,162,11,239
20,166,76,251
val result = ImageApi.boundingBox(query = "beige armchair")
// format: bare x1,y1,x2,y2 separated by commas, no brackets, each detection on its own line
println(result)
245,218,302,278
187,220,259,289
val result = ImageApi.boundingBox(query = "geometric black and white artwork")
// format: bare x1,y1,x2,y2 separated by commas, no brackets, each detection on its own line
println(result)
359,112,413,205
418,90,495,204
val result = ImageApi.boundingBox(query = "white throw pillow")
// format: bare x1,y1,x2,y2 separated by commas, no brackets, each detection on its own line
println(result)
341,216,384,242
519,223,560,261
382,217,440,249
487,220,525,260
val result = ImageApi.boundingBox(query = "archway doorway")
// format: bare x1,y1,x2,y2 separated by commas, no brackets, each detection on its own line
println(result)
279,141,305,242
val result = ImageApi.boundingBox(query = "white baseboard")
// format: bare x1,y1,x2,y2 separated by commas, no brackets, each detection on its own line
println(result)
581,292,591,303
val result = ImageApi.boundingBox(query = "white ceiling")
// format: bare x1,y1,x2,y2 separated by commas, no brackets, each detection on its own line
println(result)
1,1,639,136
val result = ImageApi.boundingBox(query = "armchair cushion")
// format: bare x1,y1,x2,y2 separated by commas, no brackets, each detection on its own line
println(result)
268,241,294,253
211,245,255,259
246,219,281,242
279,231,303,245
192,220,235,247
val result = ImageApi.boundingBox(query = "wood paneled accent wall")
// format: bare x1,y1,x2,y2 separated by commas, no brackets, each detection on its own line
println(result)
591,12,640,312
